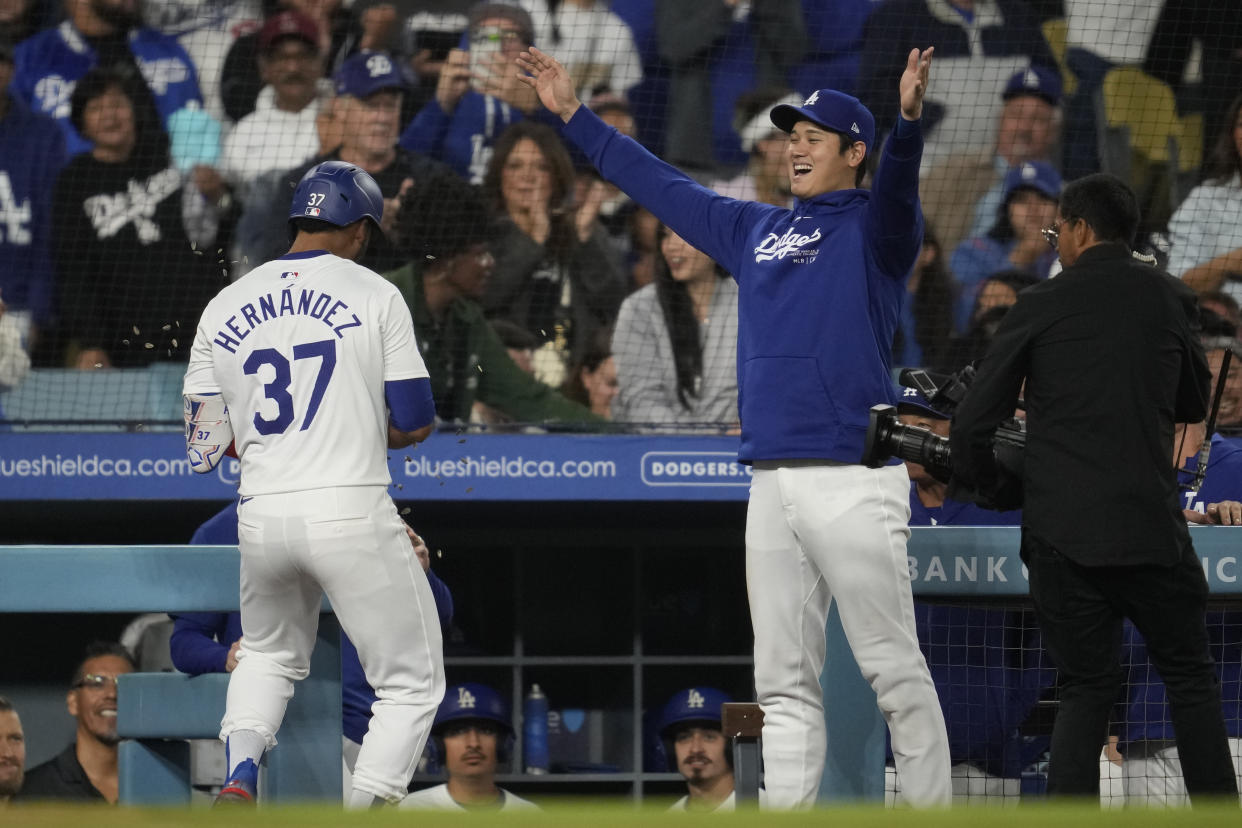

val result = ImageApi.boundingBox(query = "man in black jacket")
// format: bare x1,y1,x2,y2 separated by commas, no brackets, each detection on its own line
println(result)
949,173,1238,802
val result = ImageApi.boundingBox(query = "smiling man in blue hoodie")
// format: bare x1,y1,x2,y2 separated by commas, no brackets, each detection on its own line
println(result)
517,45,950,809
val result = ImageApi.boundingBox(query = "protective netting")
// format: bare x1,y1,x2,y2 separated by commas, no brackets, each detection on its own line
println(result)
889,599,1242,806
2,1,1240,432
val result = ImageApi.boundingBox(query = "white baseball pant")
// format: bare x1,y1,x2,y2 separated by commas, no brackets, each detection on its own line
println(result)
746,462,951,808
220,485,445,803
1122,738,1242,806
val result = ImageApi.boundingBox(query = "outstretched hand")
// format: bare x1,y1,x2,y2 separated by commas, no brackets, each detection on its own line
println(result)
515,47,582,123
899,47,934,122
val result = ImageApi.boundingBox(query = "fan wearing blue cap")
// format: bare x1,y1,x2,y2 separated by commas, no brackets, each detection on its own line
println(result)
950,160,1062,333
401,684,539,811
517,44,953,808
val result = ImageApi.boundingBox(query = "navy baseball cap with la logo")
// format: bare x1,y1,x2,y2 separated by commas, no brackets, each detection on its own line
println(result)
334,51,407,98
770,89,876,152
896,386,949,420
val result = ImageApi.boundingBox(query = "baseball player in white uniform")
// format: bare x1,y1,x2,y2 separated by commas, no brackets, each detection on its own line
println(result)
182,160,444,807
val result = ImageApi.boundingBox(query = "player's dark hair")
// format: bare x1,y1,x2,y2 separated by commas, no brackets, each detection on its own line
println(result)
1203,93,1242,185
0,696,13,713
395,167,496,263
653,223,729,411
825,128,867,188
1058,173,1140,246
71,641,136,686
290,216,357,236
482,121,577,260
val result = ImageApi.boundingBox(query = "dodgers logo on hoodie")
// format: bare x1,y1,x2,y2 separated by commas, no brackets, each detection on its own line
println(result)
753,224,822,264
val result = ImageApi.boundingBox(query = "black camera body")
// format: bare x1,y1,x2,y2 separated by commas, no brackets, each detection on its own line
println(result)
861,367,1027,509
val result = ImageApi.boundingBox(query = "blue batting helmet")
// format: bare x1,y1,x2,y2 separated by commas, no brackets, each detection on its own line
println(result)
289,160,384,230
656,687,733,772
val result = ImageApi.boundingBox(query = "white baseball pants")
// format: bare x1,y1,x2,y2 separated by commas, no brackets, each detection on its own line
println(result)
1122,738,1242,806
220,485,445,803
746,462,951,808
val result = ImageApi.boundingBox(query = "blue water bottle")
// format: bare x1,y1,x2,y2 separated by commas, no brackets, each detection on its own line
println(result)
523,683,549,774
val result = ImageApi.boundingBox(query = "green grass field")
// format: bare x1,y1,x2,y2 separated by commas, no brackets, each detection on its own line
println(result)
11,801,1242,827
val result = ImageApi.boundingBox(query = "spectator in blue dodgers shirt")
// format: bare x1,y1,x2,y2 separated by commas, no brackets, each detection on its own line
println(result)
920,65,1063,257
610,223,738,430
883,384,1053,803
0,33,67,355
11,0,206,159
517,44,953,808
141,0,263,124
398,2,543,185
856,0,1058,171
169,499,455,800
522,0,643,102
1117,416,1242,807
217,9,330,199
950,161,1061,334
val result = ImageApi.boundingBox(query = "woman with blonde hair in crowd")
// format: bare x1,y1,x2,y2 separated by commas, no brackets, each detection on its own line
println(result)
611,224,737,430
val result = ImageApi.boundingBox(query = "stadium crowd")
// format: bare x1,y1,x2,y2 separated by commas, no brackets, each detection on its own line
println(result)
2,0,1242,810
0,0,1237,431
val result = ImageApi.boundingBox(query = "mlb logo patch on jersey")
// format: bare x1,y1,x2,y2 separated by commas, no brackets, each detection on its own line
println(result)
304,206,321,216
280,271,300,279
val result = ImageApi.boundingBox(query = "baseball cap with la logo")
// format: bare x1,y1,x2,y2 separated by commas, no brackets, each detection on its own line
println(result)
770,89,876,152
334,50,408,99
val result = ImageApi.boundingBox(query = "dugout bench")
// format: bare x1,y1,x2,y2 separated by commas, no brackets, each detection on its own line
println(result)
2,528,1239,805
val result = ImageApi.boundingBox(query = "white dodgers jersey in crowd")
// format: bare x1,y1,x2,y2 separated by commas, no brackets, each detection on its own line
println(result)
183,252,429,497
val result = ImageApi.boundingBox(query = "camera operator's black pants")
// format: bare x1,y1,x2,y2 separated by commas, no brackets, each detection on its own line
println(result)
1021,531,1238,801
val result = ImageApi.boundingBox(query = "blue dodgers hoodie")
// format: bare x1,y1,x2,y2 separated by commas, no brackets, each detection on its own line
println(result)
562,107,925,463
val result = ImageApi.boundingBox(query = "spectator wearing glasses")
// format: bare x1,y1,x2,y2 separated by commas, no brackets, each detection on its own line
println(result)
399,2,546,184
16,642,136,804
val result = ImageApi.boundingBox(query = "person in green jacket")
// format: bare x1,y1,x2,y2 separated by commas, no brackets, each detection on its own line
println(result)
386,168,601,427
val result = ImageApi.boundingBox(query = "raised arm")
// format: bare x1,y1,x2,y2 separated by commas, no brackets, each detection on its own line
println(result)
514,47,773,278
869,47,934,279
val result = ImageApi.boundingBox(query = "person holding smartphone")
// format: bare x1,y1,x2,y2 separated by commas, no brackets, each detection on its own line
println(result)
399,2,557,184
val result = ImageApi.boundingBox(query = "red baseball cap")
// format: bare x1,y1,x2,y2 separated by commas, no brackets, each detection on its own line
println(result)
258,10,320,54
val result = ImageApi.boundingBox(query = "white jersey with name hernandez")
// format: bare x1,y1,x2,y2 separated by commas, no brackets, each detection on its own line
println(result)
183,252,428,497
